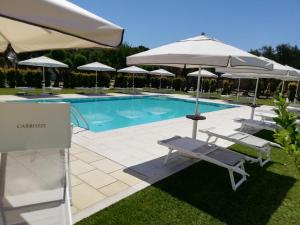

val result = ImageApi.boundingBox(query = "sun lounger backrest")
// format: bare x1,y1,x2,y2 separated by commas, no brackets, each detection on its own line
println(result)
0,102,71,152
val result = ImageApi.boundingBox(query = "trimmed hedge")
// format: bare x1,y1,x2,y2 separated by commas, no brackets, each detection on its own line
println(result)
63,72,111,88
0,70,5,88
288,82,297,101
172,78,185,91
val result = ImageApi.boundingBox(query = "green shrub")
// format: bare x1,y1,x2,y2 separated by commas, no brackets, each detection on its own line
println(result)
209,79,217,92
62,71,70,88
288,82,297,102
222,80,231,95
0,70,5,87
15,70,25,87
33,71,42,88
172,78,185,91
114,75,127,88
160,77,172,89
45,69,51,87
98,74,111,88
6,69,16,88
150,77,160,89
202,79,210,92
81,74,90,87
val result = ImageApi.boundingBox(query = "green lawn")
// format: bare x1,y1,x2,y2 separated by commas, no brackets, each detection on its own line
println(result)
76,130,300,225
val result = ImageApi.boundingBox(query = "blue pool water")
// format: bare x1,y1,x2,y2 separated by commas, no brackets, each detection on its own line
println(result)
25,96,235,132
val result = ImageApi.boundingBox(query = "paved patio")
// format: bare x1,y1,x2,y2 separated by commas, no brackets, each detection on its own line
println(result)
0,93,259,223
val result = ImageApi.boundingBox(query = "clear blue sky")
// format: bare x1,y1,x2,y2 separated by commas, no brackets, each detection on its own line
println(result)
70,0,300,51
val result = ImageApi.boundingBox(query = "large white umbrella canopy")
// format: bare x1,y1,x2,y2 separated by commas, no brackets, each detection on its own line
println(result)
217,57,300,119
118,66,148,92
222,73,257,102
127,35,273,138
0,0,124,53
18,56,68,92
150,69,175,89
78,62,115,91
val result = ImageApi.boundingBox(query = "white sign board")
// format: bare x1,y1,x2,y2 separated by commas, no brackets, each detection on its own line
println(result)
0,102,71,152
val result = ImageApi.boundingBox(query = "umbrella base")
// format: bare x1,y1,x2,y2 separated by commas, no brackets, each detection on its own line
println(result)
186,114,206,121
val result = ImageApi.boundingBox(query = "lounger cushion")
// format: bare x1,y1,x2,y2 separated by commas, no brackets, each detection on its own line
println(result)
228,132,269,148
207,148,245,166
159,136,211,154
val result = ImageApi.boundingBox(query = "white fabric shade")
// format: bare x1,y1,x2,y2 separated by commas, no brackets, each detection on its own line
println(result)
127,34,273,139
18,56,68,93
127,35,273,70
150,69,175,76
117,66,148,92
78,62,115,91
188,69,217,78
78,62,115,72
118,66,148,74
18,56,68,68
217,56,300,77
0,0,124,53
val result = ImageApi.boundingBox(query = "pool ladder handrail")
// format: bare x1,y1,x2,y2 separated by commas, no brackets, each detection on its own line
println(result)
70,105,90,131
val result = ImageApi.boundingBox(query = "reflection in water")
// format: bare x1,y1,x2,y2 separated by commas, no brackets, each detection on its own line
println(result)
85,113,113,126
147,107,170,115
117,110,145,119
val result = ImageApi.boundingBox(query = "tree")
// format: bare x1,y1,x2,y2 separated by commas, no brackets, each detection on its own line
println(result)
73,54,87,68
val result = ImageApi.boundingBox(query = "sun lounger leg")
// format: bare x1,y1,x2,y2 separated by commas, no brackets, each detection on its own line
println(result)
260,146,271,167
228,161,247,191
164,148,173,164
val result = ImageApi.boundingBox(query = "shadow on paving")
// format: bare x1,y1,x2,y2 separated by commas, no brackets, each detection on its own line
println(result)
124,155,295,225
18,94,61,99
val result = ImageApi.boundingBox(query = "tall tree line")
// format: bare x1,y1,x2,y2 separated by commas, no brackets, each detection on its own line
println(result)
250,44,300,69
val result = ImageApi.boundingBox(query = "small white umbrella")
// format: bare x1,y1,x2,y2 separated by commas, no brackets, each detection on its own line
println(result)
117,66,148,92
18,56,68,93
222,73,258,102
188,69,217,93
127,35,273,139
78,62,115,92
0,0,124,53
150,69,175,89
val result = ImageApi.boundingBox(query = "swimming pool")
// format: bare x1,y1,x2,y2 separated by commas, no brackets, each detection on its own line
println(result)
26,96,236,132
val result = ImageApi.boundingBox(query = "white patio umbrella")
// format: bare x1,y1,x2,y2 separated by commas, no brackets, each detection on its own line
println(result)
222,73,243,102
117,66,148,92
217,57,300,119
150,69,175,89
77,62,115,92
188,69,217,93
18,56,68,93
0,0,124,53
127,35,273,139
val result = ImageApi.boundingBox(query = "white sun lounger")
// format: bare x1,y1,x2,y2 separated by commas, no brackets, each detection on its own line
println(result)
158,136,256,191
199,128,281,167
236,118,278,132
0,103,72,225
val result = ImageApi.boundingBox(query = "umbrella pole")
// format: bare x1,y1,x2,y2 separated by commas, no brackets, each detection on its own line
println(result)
295,81,299,103
237,78,240,102
251,77,259,120
132,74,135,93
281,80,285,95
95,70,98,94
42,66,45,93
160,75,162,89
192,66,201,139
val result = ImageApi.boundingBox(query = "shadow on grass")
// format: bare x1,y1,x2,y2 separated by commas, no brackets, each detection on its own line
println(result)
124,154,295,225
